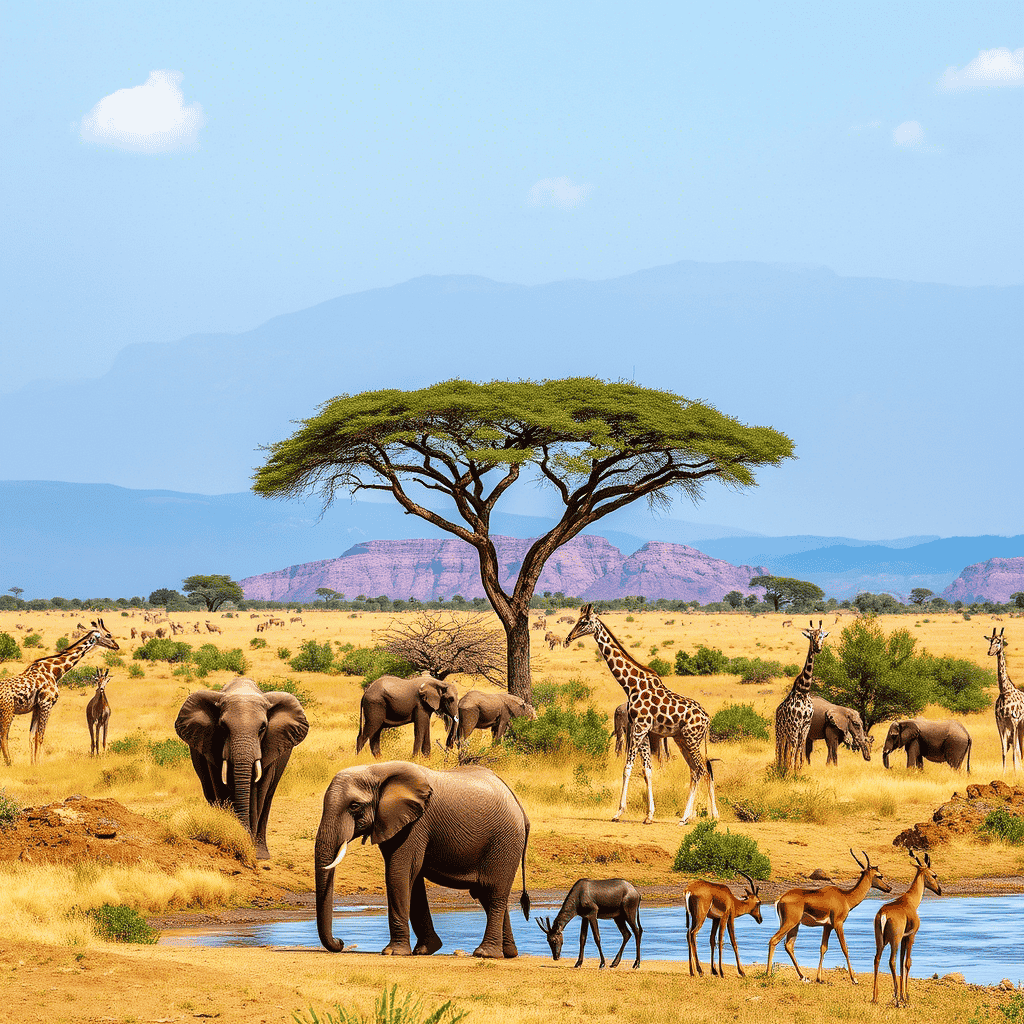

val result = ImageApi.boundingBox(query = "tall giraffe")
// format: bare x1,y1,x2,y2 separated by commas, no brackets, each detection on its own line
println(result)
775,620,828,773
986,627,1024,773
0,619,119,766
565,604,718,825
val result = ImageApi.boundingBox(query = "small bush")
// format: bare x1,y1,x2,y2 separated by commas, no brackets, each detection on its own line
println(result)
103,652,126,667
277,646,291,660
0,788,21,829
925,655,994,714
109,731,149,756
59,666,96,689
507,704,609,758
56,636,69,651
532,678,594,706
127,662,145,678
0,633,21,662
710,703,771,742
675,645,729,676
250,637,268,649
648,656,673,676
337,645,415,685
22,633,42,649
133,638,192,663
981,808,1024,846
673,819,771,879
149,738,191,766
291,639,336,673
293,985,468,1024
258,676,316,706
728,655,794,684
89,903,160,944
191,644,247,677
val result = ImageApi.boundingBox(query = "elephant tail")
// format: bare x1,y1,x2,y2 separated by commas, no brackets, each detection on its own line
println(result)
355,701,365,753
966,736,972,775
519,816,531,921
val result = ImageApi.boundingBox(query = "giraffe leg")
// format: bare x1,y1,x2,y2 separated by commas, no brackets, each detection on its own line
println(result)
640,739,654,824
677,735,707,824
615,723,651,822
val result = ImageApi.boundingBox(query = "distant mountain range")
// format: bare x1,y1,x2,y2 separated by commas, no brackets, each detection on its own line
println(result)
3,480,1024,603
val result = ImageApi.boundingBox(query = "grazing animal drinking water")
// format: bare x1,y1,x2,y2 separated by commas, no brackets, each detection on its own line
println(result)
683,872,763,977
766,848,892,984
86,668,111,755
537,878,643,969
871,850,941,1007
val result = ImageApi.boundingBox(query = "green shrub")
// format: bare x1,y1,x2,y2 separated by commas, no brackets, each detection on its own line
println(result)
22,632,42,649
337,646,415,685
532,678,594,706
710,703,771,742
0,788,21,829
127,663,145,679
133,638,192,663
55,636,69,651
191,643,247,677
924,655,994,714
507,704,609,758
293,985,468,1024
0,633,21,662
291,639,336,673
728,655,795,684
149,738,191,766
648,656,673,676
250,637,268,649
672,819,771,879
675,645,729,676
981,808,1024,846
109,731,149,756
59,666,96,689
277,646,291,660
89,904,159,944
258,676,316,707
103,652,126,667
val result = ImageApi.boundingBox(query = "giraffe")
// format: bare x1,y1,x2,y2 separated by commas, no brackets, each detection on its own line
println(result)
564,604,717,825
986,627,1024,773
0,619,119,766
774,619,828,774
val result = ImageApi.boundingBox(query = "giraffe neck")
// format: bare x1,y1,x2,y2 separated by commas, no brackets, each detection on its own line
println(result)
593,621,639,696
31,635,96,681
790,645,816,698
996,649,1018,695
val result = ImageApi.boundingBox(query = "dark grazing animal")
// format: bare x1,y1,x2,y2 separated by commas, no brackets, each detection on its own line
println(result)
537,878,642,969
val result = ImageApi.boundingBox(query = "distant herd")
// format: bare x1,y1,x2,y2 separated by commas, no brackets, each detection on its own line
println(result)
0,606,1021,1004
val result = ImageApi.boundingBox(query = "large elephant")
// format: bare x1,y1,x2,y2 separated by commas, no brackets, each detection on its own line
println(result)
174,677,309,858
804,696,873,765
446,690,537,747
315,761,530,958
882,717,972,772
356,673,459,758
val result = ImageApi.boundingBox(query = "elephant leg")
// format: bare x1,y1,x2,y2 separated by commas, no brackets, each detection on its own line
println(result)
253,753,291,859
500,904,518,958
381,847,422,956
412,708,431,759
356,703,386,756
459,708,480,745
493,712,511,743
472,886,511,960
410,875,442,955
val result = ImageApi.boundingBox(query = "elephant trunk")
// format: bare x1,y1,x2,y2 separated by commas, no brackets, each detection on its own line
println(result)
882,747,892,769
315,817,354,953
228,740,261,837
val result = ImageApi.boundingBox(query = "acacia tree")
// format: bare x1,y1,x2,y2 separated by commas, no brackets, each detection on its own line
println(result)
749,575,825,612
375,611,506,684
909,588,933,606
182,574,245,612
253,378,793,700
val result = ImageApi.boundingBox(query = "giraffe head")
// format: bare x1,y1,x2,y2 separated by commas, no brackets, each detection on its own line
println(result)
985,627,1007,657
92,668,110,693
800,619,828,652
563,604,598,646
84,619,120,653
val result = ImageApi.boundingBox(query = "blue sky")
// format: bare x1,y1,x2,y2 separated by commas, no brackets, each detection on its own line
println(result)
4,1,1021,396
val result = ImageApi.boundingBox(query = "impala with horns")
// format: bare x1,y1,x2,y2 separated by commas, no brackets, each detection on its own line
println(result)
683,871,764,978
766,849,892,984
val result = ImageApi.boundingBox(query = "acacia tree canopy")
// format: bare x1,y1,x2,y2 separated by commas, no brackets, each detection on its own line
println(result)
253,378,794,699
749,575,825,612
182,574,245,612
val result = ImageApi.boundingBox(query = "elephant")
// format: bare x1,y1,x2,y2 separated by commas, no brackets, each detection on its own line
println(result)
314,761,531,959
445,690,537,747
174,677,309,858
882,717,972,772
804,696,873,765
356,673,459,758
613,702,671,762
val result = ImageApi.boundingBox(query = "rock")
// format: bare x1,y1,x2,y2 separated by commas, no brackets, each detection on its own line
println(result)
942,973,965,984
1000,979,1015,991
93,819,117,838
239,535,767,604
809,868,832,881
943,557,1024,604
894,781,1024,850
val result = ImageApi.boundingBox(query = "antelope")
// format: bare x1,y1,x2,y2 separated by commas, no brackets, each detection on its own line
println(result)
155,628,167,638
871,850,941,1006
205,621,222,634
130,628,137,639
537,878,643,969
766,849,892,984
290,616,303,623
683,872,763,977
86,668,111,755
782,619,793,627
139,630,154,641
545,631,562,651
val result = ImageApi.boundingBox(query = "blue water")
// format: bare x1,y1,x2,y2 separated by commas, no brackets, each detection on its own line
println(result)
161,895,1024,985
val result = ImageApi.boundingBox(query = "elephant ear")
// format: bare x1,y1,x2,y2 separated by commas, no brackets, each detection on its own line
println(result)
371,763,432,845
263,692,310,763
418,681,441,712
825,708,855,747
174,690,223,759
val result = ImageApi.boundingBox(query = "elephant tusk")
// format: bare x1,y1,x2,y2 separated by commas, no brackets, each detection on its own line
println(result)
254,760,262,783
325,841,348,870
222,759,229,786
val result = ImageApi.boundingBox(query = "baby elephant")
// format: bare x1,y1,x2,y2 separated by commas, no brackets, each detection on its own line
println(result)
446,690,537,747
882,717,971,772
86,668,111,755
537,878,642,969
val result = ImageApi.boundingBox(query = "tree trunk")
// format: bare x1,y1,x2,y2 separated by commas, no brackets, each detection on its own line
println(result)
504,612,533,703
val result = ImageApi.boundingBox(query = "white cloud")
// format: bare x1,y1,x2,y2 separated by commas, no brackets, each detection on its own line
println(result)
893,120,925,148
526,177,594,210
79,70,204,153
938,47,1024,91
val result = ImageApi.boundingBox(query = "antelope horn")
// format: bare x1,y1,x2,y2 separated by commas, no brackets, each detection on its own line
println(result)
536,919,548,935
862,849,872,868
850,847,866,869
737,870,756,893
924,852,931,868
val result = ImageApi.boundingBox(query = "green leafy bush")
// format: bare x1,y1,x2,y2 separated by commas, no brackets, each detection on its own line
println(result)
675,645,729,676
0,788,21,829
258,676,316,707
924,655,994,714
133,638,192,663
532,678,593,706
277,647,291,660
22,632,42,649
149,738,191,766
55,636,69,651
109,731,149,756
727,655,797,684
507,704,609,758
292,985,468,1024
291,639,336,673
672,819,771,879
59,666,97,689
648,656,673,676
0,633,21,662
250,637,268,649
127,662,145,678
103,652,126,667
191,643,247,677
89,903,159,944
981,808,1024,846
710,703,771,742
337,645,415,685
